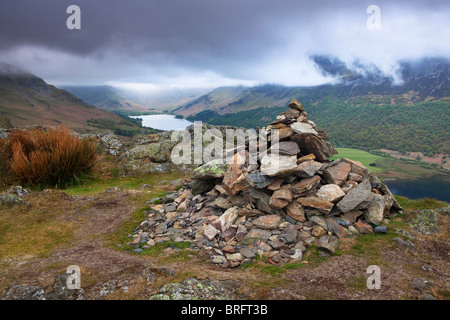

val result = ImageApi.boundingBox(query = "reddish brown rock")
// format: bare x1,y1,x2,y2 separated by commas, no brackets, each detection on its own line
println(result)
342,158,368,176
276,126,294,141
222,227,237,241
291,133,337,162
269,186,293,210
343,210,363,223
292,175,321,194
288,98,305,111
297,196,334,214
285,200,305,222
323,161,351,186
266,178,284,191
222,152,247,195
296,115,307,123
285,108,300,119
272,185,292,200
253,215,282,229
354,219,374,234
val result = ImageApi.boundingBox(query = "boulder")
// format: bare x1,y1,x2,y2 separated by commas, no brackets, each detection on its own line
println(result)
190,180,216,196
364,194,385,225
288,98,305,111
213,207,239,232
317,184,345,203
260,154,298,177
192,159,229,180
291,133,337,162
410,209,441,235
337,179,372,213
276,126,294,141
296,160,323,178
341,158,368,176
291,122,318,135
323,161,351,186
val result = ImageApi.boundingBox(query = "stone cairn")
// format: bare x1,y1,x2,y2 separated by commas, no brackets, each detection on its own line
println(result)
129,99,402,268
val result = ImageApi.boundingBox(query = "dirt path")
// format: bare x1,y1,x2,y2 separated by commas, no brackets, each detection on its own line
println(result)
1,189,449,300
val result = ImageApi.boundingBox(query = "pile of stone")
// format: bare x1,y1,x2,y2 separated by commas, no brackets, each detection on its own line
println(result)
129,99,402,268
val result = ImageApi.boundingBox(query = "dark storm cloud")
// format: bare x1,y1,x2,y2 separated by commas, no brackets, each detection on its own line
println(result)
0,0,449,87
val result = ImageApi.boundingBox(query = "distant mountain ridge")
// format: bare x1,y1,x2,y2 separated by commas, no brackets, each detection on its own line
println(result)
61,85,146,112
175,57,450,118
0,62,124,132
62,85,210,113
181,57,449,156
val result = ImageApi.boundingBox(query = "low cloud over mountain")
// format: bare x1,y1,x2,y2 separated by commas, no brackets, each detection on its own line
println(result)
0,0,449,89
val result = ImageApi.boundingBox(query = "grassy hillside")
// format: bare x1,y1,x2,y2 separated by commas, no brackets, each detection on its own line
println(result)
187,96,449,157
0,71,123,133
330,148,449,178
0,65,158,135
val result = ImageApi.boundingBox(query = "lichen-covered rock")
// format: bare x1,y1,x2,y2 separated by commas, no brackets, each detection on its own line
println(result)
0,194,30,206
192,159,229,180
149,278,240,300
410,209,440,235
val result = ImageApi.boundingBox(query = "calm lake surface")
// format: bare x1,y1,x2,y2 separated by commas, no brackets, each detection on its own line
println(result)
384,176,450,202
130,114,193,131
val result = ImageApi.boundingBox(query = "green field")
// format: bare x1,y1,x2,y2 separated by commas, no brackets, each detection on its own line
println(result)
329,148,385,174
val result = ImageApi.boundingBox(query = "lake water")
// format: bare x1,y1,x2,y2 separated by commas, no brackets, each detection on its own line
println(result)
384,176,450,203
130,114,193,131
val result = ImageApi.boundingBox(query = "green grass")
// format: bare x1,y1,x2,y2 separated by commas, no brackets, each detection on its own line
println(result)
346,275,367,292
330,148,447,177
329,148,386,173
395,196,449,211
138,241,191,257
65,171,185,196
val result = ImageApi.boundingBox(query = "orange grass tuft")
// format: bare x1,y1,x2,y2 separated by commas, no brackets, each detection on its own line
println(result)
1,127,97,188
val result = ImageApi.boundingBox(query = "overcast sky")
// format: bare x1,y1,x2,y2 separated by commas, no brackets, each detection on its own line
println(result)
0,0,449,89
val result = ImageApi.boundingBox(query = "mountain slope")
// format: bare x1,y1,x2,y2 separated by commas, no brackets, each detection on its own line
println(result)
61,86,147,112
0,63,125,132
182,57,450,156
63,85,211,113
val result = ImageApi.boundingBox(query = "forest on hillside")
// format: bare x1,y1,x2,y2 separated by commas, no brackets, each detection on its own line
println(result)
187,99,450,156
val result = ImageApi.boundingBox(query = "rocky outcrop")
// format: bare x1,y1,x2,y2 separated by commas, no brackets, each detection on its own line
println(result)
128,99,402,268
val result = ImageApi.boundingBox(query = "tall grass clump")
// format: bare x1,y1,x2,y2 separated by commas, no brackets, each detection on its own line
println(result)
0,138,15,187
2,127,97,188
